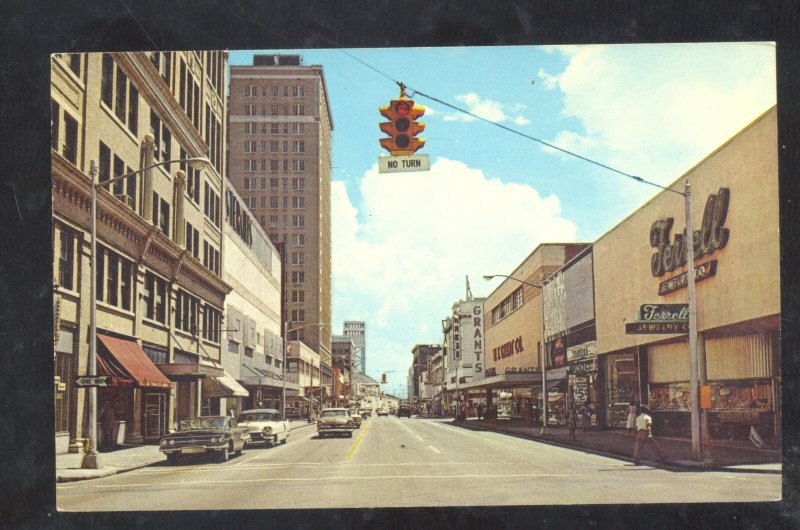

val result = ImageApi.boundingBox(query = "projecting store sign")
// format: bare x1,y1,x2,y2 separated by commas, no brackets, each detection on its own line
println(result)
378,154,430,173
625,303,689,334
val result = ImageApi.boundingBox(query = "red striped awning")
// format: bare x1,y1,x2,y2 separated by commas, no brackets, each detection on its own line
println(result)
97,335,172,388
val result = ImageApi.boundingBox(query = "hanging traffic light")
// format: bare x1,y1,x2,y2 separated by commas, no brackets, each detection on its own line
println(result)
379,98,425,156
381,373,387,384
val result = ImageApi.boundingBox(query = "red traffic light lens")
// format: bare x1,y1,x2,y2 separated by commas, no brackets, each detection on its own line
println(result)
396,101,410,117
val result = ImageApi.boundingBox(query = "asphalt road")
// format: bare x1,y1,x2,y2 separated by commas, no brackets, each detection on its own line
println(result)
57,416,781,511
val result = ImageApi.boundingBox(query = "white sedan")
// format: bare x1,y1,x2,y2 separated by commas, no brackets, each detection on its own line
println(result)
237,409,290,447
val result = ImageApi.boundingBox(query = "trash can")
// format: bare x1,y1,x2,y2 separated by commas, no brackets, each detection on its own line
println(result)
115,421,126,446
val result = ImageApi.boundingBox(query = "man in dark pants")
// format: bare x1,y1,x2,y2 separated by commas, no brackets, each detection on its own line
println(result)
633,406,668,465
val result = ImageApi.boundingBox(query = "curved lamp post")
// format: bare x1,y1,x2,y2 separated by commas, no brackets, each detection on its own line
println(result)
82,154,209,469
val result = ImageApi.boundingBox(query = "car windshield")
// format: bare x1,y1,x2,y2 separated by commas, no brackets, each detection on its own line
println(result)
239,412,279,422
321,410,347,418
179,417,227,430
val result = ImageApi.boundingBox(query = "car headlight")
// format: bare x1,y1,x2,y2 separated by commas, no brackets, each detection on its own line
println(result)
160,439,168,446
210,437,219,443
168,439,176,446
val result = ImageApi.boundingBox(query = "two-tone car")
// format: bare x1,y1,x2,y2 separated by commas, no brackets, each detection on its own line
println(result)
237,408,290,447
160,416,247,464
360,408,371,418
348,409,363,428
317,408,355,438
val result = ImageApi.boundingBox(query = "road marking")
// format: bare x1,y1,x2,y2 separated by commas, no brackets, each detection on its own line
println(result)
429,446,441,454
346,423,369,460
415,435,423,441
75,471,580,489
233,454,260,466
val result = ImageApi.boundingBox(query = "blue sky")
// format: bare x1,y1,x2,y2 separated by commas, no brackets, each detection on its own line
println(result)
229,44,775,394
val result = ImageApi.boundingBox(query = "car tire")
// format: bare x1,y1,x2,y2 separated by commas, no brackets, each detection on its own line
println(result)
217,445,229,463
235,442,243,456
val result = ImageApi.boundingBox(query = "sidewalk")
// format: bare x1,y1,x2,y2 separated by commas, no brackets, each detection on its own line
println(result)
448,417,781,473
57,420,316,483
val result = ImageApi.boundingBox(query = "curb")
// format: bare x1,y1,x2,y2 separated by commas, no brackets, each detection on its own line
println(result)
57,461,158,483
447,421,781,474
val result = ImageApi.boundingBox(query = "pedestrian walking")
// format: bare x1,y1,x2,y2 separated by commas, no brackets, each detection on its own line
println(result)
578,402,591,434
567,407,577,440
632,406,669,465
530,403,539,425
625,401,638,439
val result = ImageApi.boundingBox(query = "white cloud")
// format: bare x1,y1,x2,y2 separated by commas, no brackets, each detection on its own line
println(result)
441,92,530,126
539,43,776,183
332,158,577,373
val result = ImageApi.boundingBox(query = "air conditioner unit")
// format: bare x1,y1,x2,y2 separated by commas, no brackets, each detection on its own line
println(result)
115,194,134,209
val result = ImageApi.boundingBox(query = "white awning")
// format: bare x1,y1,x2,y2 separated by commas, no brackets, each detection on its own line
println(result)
202,372,249,398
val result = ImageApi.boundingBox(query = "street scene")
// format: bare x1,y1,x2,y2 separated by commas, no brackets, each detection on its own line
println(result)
50,43,781,511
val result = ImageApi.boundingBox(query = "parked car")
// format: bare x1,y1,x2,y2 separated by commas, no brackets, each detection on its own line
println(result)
238,409,290,447
160,416,247,464
376,408,389,417
349,409,363,428
317,408,355,438
397,404,412,418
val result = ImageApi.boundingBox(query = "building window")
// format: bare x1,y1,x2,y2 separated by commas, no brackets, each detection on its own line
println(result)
291,309,305,322
175,290,199,334
292,123,305,135
292,215,305,228
292,196,305,209
291,252,304,265
228,340,239,354
62,112,78,165
152,193,170,237
292,141,305,154
143,271,167,323
271,105,278,116
56,224,76,291
244,346,254,358
101,54,138,135
292,104,305,116
244,84,257,97
292,233,305,247
204,182,221,226
244,140,257,153
186,222,200,259
269,215,278,227
203,240,220,274
150,110,171,162
291,271,305,284
291,290,305,303
269,196,278,209
203,305,222,343
149,52,171,87
95,245,133,311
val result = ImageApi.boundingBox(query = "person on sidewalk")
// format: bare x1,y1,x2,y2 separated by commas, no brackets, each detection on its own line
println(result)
99,401,116,451
477,403,484,420
625,401,638,439
632,406,668,465
567,407,578,440
579,402,592,434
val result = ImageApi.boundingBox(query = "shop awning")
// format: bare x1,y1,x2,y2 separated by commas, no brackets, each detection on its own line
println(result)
202,372,249,398
156,362,224,379
97,335,172,389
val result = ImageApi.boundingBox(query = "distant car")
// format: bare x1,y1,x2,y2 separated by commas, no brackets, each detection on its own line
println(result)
160,416,247,464
238,409,290,447
349,409,363,428
376,408,389,416
397,404,411,418
360,409,371,418
317,408,355,438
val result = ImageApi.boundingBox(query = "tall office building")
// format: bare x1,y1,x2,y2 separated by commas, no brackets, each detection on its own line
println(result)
343,321,366,374
228,54,333,356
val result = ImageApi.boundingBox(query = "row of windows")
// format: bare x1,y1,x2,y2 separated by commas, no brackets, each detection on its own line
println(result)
243,103,306,117
243,176,305,191
243,140,309,155
242,159,307,174
266,233,305,247
98,141,136,209
203,240,220,275
243,122,306,135
96,245,134,311
490,286,525,325
204,182,221,227
290,289,305,303
290,309,305,322
243,84,305,98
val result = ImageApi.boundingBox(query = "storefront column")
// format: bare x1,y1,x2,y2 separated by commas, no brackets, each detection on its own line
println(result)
698,332,709,457
127,388,143,443
486,387,493,417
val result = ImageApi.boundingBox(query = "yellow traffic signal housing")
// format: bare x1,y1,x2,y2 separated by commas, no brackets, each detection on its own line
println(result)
379,98,425,155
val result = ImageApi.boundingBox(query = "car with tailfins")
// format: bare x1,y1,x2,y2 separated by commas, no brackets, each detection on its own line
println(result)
237,408,290,447
159,416,247,464
317,408,355,438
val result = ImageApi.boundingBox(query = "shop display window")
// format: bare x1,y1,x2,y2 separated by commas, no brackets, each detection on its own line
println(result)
648,382,691,411
604,353,638,428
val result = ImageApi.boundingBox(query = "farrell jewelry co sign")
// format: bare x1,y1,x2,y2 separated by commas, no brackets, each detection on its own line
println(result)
626,303,689,334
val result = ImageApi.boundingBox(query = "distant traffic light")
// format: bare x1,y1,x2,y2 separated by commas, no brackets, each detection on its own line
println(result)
379,99,425,156
381,373,387,384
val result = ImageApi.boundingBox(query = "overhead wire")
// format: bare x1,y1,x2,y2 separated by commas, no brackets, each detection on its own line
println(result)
332,48,680,195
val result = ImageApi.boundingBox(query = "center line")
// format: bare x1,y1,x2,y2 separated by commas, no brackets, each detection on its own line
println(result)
415,435,423,441
346,423,369,460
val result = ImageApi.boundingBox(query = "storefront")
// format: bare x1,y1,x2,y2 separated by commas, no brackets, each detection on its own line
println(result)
566,341,599,422
592,107,780,440
96,333,173,444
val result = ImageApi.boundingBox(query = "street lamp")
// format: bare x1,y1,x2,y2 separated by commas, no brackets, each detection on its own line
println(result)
282,322,326,421
483,273,548,434
82,151,210,469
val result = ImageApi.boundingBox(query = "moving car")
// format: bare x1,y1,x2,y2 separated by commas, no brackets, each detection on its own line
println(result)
317,408,355,438
349,409,363,428
360,408,371,418
160,416,247,464
397,404,412,418
376,408,389,416
238,408,290,447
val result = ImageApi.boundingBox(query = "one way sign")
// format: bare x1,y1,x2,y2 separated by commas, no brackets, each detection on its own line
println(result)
75,375,112,387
